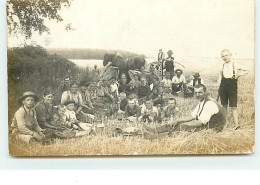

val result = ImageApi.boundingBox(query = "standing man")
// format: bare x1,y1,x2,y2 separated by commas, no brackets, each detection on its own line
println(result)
164,50,175,79
158,49,165,78
218,49,248,130
158,49,165,62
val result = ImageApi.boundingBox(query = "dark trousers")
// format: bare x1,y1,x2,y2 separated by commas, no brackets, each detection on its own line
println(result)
219,78,238,107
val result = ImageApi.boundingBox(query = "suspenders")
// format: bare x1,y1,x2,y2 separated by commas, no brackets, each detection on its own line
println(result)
196,100,207,120
222,61,235,79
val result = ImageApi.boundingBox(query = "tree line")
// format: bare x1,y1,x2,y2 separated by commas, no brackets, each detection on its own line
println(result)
47,48,145,60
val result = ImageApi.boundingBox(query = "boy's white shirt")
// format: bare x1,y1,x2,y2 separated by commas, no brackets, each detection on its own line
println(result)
219,59,249,83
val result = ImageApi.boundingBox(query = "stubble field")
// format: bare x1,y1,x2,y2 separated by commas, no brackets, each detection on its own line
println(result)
9,67,255,156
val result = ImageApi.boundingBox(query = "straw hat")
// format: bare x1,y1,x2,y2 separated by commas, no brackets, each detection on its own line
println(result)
18,91,38,103
175,69,183,74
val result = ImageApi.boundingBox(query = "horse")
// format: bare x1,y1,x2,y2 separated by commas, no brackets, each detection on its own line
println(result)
102,53,146,82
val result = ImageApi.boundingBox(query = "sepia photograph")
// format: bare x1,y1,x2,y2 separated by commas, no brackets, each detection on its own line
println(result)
7,0,255,156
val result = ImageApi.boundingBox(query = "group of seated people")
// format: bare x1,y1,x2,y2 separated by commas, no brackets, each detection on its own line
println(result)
10,66,213,144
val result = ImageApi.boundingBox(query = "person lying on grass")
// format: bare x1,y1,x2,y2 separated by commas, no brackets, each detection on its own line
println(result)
144,84,226,139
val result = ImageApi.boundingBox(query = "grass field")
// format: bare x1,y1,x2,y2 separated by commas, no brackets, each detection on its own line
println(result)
9,68,255,156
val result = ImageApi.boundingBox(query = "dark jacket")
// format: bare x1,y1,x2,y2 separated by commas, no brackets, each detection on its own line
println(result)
125,105,141,117
138,85,151,98
35,100,57,129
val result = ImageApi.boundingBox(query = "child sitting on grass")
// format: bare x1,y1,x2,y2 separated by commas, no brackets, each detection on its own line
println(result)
64,100,93,134
139,99,159,123
64,100,81,130
161,98,179,120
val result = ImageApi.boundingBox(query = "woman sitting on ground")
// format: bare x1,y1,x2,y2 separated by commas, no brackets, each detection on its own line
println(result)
61,81,92,122
61,81,84,116
35,89,76,139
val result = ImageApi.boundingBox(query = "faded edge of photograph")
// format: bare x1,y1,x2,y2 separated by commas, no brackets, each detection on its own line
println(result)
7,0,254,156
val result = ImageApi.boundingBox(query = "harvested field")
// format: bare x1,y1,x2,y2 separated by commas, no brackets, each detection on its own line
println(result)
9,70,255,156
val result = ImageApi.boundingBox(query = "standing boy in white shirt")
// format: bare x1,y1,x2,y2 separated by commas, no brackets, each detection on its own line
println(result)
218,49,248,130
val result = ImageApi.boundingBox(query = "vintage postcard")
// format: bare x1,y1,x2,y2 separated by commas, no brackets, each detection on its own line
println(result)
7,0,254,156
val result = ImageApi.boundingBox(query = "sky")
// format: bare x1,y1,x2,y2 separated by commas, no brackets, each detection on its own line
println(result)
8,0,255,59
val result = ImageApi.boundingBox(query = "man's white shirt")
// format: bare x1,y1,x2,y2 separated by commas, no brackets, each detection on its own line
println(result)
191,100,219,124
172,75,186,83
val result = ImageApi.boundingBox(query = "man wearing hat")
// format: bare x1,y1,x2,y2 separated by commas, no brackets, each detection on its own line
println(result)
187,73,205,93
11,91,46,143
172,69,186,94
164,50,175,79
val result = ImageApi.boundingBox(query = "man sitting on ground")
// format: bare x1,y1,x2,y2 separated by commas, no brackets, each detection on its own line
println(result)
144,84,226,139
187,73,205,94
147,66,159,86
11,91,46,143
149,77,160,100
118,75,128,94
126,79,139,96
161,98,179,120
138,77,151,101
161,71,172,96
172,69,186,94
124,99,141,122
